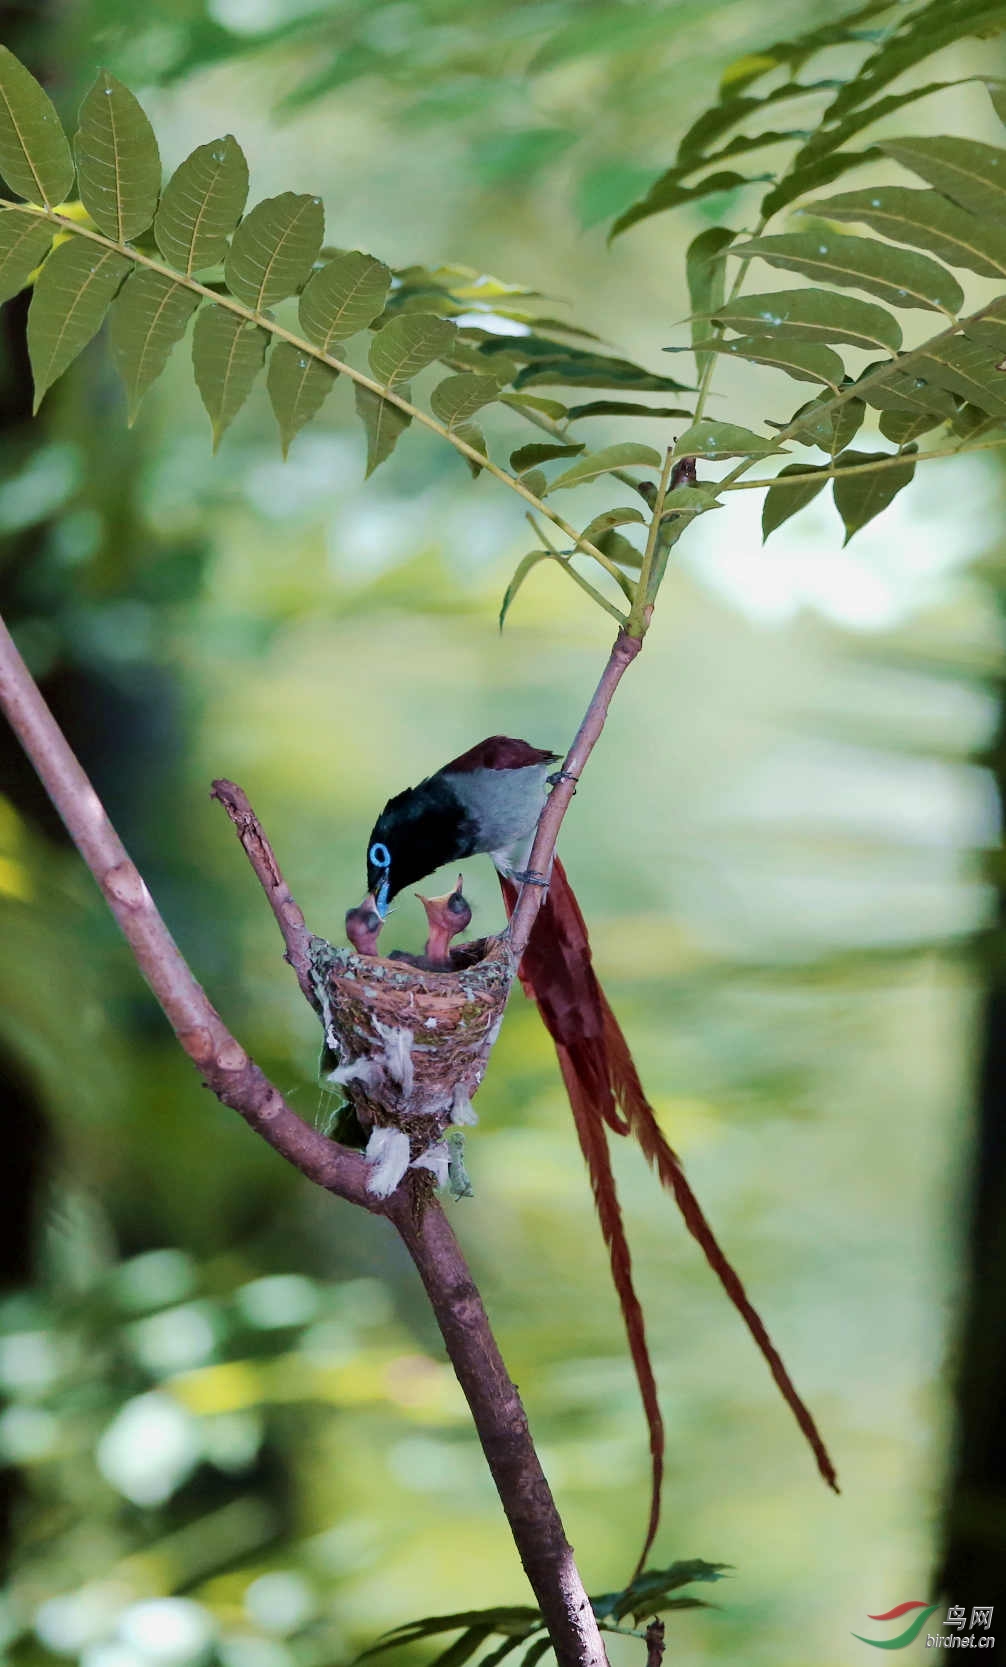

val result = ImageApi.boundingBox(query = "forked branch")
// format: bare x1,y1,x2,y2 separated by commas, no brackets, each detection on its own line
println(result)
0,607,610,1667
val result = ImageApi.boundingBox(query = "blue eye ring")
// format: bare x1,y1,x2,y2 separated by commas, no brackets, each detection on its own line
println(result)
369,841,391,870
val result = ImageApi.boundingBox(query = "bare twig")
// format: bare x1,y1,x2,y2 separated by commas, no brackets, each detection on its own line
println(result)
644,1618,666,1667
210,778,316,1008
0,608,608,1667
508,627,644,960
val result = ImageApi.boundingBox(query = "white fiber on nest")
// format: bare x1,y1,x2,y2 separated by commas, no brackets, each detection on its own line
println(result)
450,1087,478,1126
374,1020,415,1098
364,1127,411,1197
411,1141,450,1188
327,1056,379,1088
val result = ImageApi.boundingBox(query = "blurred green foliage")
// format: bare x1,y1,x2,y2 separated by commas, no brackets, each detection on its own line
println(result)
1,0,1004,1663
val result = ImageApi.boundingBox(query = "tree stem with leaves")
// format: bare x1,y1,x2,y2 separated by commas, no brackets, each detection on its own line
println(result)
508,627,644,960
0,198,623,585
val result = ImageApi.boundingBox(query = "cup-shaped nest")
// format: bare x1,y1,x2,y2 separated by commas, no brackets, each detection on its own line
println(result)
315,935,514,1156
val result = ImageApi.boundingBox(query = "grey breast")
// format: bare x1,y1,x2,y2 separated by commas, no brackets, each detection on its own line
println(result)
445,763,552,857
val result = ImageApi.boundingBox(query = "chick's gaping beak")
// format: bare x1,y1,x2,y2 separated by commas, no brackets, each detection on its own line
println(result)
345,893,384,957
416,874,472,963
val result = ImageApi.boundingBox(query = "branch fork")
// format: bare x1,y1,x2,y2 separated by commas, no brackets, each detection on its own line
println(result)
0,613,632,1667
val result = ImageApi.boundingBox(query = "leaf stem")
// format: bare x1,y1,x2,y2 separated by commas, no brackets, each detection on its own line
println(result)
627,448,675,633
691,216,768,427
524,514,630,621
721,429,1006,491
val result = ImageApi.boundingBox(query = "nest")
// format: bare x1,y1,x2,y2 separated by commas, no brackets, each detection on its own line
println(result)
310,933,515,1193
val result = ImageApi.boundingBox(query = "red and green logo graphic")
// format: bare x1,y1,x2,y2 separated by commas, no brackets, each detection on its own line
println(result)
854,1601,941,1649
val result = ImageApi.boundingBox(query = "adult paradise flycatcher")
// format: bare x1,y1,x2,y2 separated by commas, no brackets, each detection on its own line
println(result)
359,735,837,1568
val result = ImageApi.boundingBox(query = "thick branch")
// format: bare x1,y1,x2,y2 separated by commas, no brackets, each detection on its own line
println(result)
0,609,608,1667
388,1192,610,1667
508,628,644,959
0,610,374,1208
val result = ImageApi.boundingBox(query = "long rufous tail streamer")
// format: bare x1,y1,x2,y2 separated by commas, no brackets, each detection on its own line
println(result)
499,857,837,1577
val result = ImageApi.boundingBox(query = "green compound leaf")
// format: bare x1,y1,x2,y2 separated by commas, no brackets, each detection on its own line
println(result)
453,420,486,476
478,334,691,393
951,402,1005,443
299,250,391,348
912,336,1006,418
546,442,661,492
686,224,735,382
878,404,948,444
759,148,880,219
708,288,901,353
369,313,457,385
784,392,866,453
661,482,723,514
0,46,74,207
499,549,551,628
509,441,584,470
430,372,498,427
517,468,547,499
855,365,957,420
499,390,568,420
74,70,161,242
0,209,53,304
581,507,646,541
686,334,844,386
566,400,692,419
354,381,412,475
110,268,200,423
963,296,1006,351
880,136,1006,220
446,340,519,384
267,339,338,457
584,522,644,569
191,302,268,450
987,80,1006,128
425,1629,496,1667
154,135,249,275
610,168,767,240
359,1608,540,1658
596,1558,731,1625
673,419,785,459
825,2,1006,123
225,192,324,311
794,78,976,172
733,231,964,314
832,447,916,544
806,187,1006,279
27,238,129,411
762,462,830,540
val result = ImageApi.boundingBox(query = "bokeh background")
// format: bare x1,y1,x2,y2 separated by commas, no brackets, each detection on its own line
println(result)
1,1,1004,1663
